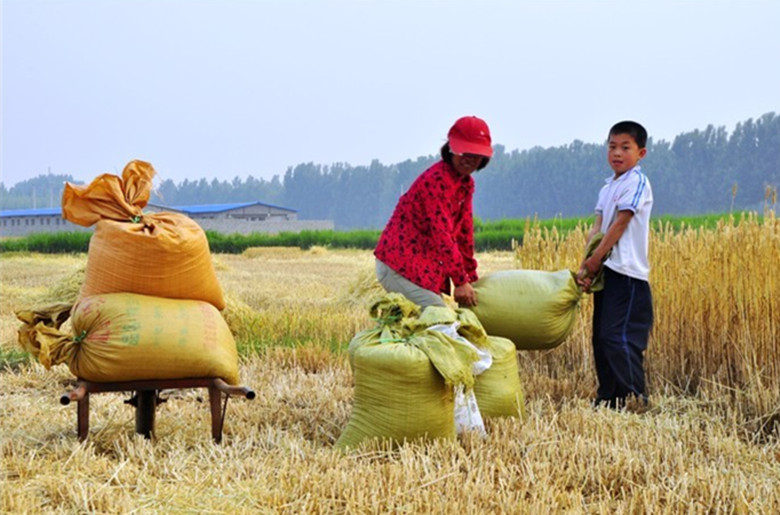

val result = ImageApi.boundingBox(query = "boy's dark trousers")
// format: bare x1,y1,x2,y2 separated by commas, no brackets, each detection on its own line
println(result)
592,267,653,406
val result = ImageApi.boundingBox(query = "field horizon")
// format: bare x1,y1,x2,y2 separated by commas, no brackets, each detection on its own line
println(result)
1,214,779,513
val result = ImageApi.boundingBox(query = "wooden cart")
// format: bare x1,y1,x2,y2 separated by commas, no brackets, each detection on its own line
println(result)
60,377,255,443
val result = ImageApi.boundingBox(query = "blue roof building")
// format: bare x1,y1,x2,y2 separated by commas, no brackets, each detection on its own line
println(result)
1,201,333,237
147,201,297,217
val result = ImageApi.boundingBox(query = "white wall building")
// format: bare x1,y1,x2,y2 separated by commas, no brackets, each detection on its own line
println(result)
0,202,334,237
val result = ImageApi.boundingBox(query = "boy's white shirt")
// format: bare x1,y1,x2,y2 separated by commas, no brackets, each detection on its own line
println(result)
594,165,653,281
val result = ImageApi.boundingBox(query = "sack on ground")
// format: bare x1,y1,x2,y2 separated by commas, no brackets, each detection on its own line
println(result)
473,336,526,419
336,294,482,450
16,293,239,384
468,269,582,350
335,332,457,450
62,160,225,310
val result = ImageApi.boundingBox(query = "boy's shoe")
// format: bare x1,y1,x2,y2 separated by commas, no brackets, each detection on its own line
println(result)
592,397,621,409
593,395,649,413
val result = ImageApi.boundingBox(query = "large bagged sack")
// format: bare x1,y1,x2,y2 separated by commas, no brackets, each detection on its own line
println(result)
474,336,526,419
335,331,458,450
336,294,479,450
468,269,582,350
62,160,225,310
16,293,239,384
80,216,225,310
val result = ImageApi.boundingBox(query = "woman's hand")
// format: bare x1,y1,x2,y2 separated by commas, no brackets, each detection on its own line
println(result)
454,283,477,307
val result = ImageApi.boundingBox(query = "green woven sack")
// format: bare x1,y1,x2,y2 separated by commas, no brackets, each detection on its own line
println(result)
468,269,582,350
335,333,456,450
473,336,526,419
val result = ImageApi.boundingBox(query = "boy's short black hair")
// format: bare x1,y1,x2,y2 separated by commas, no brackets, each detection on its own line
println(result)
440,143,490,170
609,121,648,149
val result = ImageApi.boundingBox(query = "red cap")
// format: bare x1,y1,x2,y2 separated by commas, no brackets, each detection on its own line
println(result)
447,116,493,158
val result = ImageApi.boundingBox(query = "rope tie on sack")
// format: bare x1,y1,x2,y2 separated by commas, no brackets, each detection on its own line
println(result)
377,337,409,344
372,314,402,326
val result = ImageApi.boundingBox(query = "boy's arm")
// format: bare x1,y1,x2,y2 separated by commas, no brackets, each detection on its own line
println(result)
586,214,603,243
580,209,633,277
576,214,603,289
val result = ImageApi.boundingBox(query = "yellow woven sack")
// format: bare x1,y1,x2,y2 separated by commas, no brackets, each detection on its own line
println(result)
473,336,526,419
80,216,225,310
335,331,456,450
468,269,582,350
62,160,225,310
16,293,239,384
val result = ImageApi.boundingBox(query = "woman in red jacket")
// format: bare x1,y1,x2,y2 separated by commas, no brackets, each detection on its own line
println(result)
374,115,493,308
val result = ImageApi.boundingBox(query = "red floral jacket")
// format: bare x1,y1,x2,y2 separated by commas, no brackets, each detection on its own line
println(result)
374,160,478,293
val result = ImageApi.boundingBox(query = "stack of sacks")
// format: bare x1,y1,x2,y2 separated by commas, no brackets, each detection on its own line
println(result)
335,294,525,450
16,160,238,385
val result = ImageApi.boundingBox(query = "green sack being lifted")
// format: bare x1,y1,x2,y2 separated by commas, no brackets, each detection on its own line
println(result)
468,269,582,350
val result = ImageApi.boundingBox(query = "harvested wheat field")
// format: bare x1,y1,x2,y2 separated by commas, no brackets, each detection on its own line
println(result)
2,214,779,513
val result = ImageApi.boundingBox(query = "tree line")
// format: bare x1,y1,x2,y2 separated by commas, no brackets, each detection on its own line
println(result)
2,112,777,229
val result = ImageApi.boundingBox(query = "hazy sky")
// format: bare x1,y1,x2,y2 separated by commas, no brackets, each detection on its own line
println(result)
2,0,779,188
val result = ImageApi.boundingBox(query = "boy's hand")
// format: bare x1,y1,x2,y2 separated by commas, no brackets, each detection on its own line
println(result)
581,255,602,278
577,254,604,292
454,283,477,307
576,267,593,291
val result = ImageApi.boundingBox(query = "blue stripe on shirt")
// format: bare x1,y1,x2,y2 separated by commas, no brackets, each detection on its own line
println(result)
630,169,647,209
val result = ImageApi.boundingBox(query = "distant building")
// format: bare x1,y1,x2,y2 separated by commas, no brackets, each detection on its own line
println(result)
146,201,334,234
0,207,90,237
0,202,333,237
146,201,297,221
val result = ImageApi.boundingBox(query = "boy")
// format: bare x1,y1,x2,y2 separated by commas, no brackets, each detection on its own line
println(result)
576,121,654,409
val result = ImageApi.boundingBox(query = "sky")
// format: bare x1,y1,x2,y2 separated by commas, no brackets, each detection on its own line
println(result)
1,0,779,189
